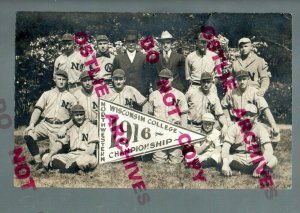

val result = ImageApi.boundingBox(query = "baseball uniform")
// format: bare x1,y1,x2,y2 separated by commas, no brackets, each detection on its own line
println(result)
104,85,147,108
149,87,188,164
224,122,271,166
221,86,269,120
186,87,223,123
54,50,86,84
194,128,222,163
232,52,270,95
50,120,98,171
26,88,77,150
73,88,98,124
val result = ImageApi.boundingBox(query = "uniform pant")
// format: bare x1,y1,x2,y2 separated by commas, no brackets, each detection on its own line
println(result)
152,147,183,164
44,151,97,173
26,120,65,151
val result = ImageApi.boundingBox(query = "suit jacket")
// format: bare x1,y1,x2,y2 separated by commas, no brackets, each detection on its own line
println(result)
113,51,151,96
153,51,187,92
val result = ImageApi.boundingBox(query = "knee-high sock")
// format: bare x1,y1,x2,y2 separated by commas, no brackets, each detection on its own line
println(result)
24,135,39,156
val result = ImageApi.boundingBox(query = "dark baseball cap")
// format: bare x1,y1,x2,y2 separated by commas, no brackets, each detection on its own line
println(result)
62,33,74,41
159,69,173,78
201,72,213,80
71,104,85,113
79,71,90,81
55,69,68,79
112,69,125,78
235,70,249,79
96,35,109,42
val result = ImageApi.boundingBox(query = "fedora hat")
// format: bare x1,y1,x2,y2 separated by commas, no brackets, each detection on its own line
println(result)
159,31,175,41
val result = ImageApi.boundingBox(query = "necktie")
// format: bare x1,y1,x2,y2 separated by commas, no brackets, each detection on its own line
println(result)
164,51,169,63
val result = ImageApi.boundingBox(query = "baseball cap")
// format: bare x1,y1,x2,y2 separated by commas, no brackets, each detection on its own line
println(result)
201,72,213,80
159,68,173,78
235,70,249,79
62,33,74,41
79,71,90,81
96,35,109,42
55,69,68,79
238,37,251,46
112,69,125,78
71,104,85,113
202,113,215,123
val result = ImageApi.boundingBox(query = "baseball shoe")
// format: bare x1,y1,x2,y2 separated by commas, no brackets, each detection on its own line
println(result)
33,162,47,174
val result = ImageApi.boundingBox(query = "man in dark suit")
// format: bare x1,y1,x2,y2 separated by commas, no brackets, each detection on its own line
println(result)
113,32,151,97
153,31,187,93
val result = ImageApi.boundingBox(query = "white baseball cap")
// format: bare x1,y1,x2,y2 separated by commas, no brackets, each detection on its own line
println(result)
238,37,251,45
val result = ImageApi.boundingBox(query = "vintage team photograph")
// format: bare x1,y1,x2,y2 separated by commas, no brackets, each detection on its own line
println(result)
15,12,292,191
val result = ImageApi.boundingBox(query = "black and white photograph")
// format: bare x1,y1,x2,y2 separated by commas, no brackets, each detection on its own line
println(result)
14,12,292,191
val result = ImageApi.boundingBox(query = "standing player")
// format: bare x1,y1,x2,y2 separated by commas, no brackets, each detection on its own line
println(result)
54,33,86,91
43,105,98,173
221,70,279,140
73,71,98,125
23,70,77,172
232,38,270,96
104,69,148,111
91,35,115,87
185,72,228,132
148,69,188,164
185,33,219,93
221,104,278,177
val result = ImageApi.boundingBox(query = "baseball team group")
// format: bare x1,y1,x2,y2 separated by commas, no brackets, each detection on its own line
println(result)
21,29,280,182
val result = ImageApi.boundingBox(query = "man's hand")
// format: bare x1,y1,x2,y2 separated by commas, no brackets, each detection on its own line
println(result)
23,123,35,136
222,164,232,177
271,124,280,137
253,169,261,178
57,126,67,138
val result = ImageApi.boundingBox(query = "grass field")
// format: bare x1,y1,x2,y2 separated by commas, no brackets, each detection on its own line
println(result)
13,125,292,189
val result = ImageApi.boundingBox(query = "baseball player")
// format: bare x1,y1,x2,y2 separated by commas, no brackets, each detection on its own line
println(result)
221,70,280,139
148,68,189,164
43,104,98,173
90,35,115,87
54,33,86,91
185,72,228,133
185,33,219,93
232,37,270,96
193,113,222,168
221,104,278,177
73,71,98,125
104,69,148,111
23,70,77,172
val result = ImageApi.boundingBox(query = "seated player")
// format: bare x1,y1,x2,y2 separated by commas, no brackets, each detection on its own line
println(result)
221,104,278,177
193,113,222,168
148,68,188,164
43,105,98,173
23,70,77,173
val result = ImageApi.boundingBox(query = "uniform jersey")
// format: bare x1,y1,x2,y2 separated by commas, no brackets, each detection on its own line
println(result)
94,54,115,81
224,122,271,153
185,50,219,81
35,88,77,122
54,50,86,83
200,128,221,152
103,85,147,108
232,53,269,90
186,87,223,122
221,86,269,119
73,88,98,122
148,88,188,124
65,120,98,151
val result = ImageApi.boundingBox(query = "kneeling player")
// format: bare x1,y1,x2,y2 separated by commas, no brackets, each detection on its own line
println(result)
221,104,278,177
193,113,222,168
43,105,98,173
